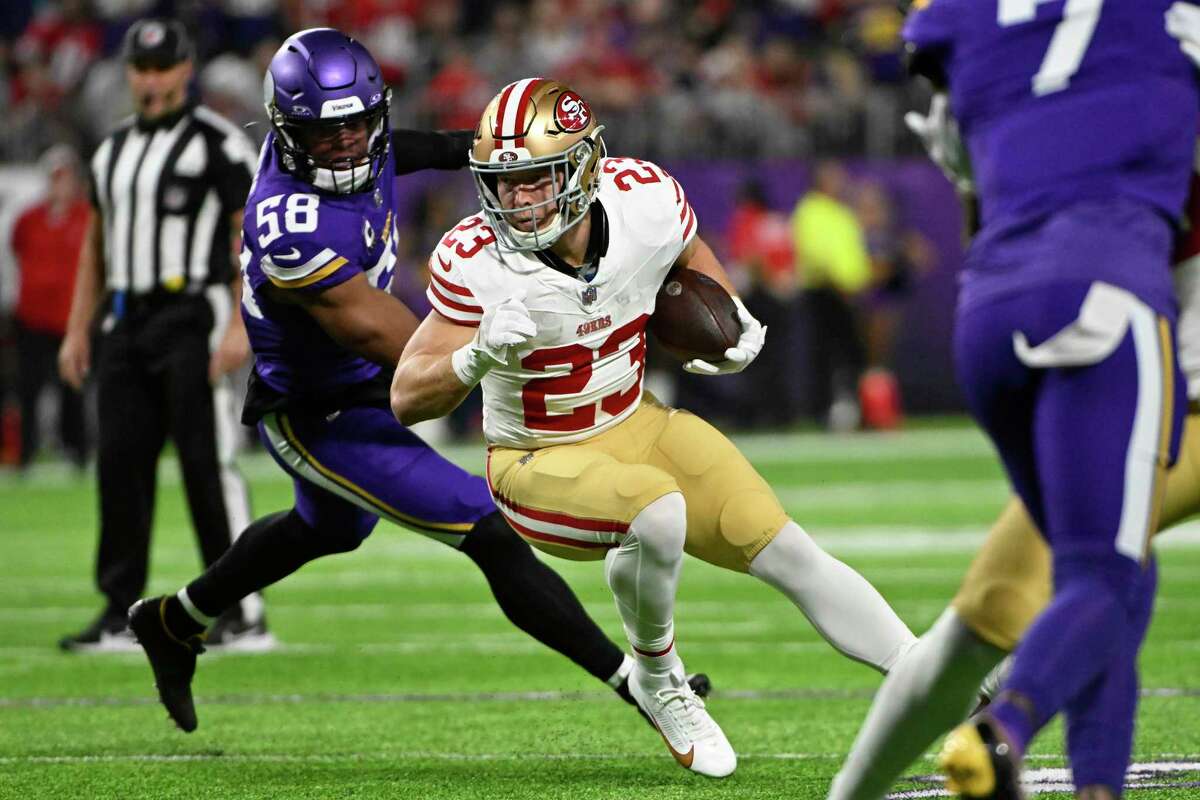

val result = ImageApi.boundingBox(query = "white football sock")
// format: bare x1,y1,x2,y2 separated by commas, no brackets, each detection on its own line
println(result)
826,609,1007,800
177,588,216,627
606,653,636,689
749,521,917,672
979,654,1013,703
604,492,687,685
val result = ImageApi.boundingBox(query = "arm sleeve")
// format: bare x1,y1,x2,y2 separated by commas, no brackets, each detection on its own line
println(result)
615,159,698,258
258,234,360,295
391,129,474,175
425,246,483,327
661,169,699,253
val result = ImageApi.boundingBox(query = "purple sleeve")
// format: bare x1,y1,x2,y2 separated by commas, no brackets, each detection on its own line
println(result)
903,0,957,52
251,199,364,294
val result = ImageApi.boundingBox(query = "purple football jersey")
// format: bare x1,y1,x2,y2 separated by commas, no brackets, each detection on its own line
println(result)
905,0,1199,312
241,134,399,397
905,0,1197,228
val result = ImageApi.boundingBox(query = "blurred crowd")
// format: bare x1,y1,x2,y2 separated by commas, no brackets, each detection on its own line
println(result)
0,0,926,162
0,0,946,466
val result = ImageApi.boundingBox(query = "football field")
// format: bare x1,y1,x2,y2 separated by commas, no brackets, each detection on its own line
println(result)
3,422,1199,799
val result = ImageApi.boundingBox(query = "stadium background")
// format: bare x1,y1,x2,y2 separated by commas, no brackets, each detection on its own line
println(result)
0,0,963,466
2,4,1200,799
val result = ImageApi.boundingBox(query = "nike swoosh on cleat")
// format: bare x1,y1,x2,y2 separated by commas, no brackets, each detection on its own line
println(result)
664,739,695,769
644,713,696,769
273,247,303,261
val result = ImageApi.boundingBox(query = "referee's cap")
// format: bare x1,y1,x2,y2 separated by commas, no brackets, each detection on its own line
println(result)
124,18,194,70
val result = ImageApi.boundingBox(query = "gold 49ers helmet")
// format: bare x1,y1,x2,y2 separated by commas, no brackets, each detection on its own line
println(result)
469,78,606,252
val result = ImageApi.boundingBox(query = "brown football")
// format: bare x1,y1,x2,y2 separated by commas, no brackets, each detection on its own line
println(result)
649,267,741,362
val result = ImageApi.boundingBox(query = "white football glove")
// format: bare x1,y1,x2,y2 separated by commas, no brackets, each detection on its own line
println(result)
1167,2,1200,67
904,93,974,194
451,291,537,386
683,297,766,376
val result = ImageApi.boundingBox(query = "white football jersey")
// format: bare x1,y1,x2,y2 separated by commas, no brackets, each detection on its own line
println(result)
427,157,698,448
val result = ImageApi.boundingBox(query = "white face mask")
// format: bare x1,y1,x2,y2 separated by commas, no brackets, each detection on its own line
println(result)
311,161,374,194
471,132,605,253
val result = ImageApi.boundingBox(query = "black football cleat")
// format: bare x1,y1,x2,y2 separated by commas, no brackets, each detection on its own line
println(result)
617,671,712,729
686,672,712,698
58,608,138,652
939,716,1024,800
128,597,206,733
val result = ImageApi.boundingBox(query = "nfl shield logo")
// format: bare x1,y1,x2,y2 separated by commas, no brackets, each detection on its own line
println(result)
581,286,597,305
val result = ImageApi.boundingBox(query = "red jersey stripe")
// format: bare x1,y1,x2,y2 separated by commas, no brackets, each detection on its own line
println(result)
428,282,483,315
430,269,474,298
682,204,696,241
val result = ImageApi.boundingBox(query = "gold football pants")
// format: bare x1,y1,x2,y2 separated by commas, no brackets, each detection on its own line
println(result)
487,394,790,572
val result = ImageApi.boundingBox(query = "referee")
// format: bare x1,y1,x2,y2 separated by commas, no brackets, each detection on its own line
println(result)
57,18,269,651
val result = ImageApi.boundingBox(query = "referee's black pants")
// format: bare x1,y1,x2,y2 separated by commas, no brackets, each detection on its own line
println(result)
92,293,252,618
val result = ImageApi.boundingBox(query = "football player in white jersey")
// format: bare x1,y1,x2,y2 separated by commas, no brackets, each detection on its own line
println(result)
391,79,917,779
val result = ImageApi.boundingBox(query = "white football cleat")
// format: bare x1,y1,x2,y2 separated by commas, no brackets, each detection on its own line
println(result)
629,667,737,778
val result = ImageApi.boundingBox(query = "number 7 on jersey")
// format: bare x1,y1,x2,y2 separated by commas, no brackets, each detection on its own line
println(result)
999,0,1104,96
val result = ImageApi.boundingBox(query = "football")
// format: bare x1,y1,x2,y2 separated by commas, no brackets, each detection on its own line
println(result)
649,267,742,362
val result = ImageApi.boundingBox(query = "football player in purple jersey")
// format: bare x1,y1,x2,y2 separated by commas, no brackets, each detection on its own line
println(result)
126,27,698,736
830,2,1200,799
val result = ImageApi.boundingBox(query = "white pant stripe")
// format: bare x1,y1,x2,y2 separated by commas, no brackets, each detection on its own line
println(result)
1116,301,1167,562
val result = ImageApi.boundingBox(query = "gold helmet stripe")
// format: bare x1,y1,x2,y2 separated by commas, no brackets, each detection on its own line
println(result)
494,77,545,149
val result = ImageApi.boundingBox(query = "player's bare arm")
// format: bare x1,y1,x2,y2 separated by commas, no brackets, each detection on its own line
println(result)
209,209,252,383
58,209,105,390
673,235,736,295
671,235,767,376
390,311,478,425
278,271,420,367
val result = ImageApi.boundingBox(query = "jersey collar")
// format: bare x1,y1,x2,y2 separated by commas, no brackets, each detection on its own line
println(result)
532,200,609,283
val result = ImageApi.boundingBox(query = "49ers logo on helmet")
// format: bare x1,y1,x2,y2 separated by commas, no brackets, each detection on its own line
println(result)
554,92,591,133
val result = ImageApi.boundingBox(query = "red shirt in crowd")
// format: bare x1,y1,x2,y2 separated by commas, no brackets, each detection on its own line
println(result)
11,199,90,335
727,203,794,282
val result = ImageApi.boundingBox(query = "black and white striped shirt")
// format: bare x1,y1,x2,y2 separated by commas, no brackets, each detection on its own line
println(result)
89,103,256,294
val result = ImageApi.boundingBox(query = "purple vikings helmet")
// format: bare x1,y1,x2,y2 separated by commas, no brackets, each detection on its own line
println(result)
264,28,390,194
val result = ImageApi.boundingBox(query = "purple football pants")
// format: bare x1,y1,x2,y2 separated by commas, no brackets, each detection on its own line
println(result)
258,405,496,547
955,280,1183,573
955,277,1183,784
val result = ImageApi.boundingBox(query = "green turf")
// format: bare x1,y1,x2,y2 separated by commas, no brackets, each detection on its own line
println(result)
1,424,1197,799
